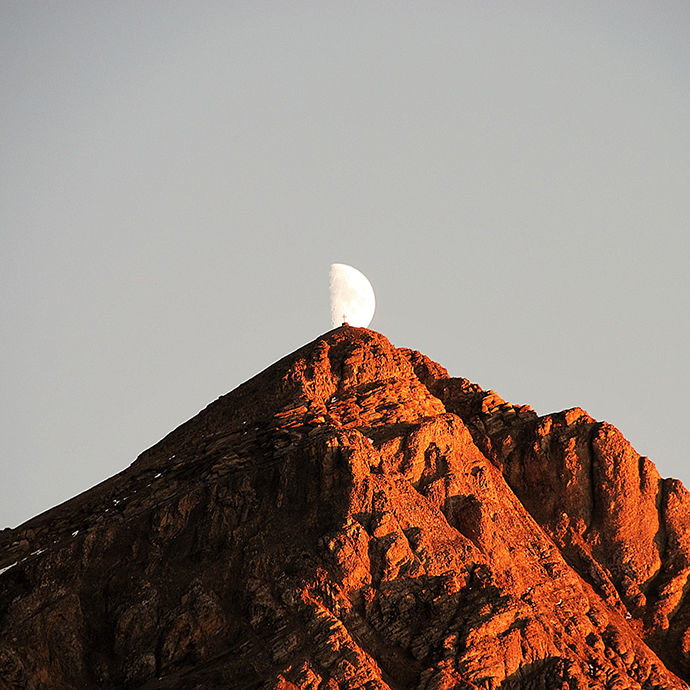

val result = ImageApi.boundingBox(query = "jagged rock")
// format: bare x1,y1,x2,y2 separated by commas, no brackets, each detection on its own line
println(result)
1,326,689,688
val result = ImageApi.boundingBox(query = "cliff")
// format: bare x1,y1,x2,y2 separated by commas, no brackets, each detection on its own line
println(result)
1,327,689,688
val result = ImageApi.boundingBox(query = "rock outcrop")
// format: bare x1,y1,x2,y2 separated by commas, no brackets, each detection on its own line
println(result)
1,326,689,688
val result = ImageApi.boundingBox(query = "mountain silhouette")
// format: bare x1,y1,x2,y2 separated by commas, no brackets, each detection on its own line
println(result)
1,326,689,688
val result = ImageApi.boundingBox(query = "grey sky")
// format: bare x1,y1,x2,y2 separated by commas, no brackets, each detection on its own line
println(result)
1,2,688,528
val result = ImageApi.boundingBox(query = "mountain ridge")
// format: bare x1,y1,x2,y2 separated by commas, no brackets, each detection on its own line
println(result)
1,326,689,688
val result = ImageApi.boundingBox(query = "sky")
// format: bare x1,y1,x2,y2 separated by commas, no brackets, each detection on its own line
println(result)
1,2,688,528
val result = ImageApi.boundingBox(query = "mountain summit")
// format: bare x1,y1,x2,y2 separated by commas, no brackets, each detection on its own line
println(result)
1,327,690,688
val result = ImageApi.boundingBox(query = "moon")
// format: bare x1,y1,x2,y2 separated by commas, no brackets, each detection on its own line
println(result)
329,263,376,328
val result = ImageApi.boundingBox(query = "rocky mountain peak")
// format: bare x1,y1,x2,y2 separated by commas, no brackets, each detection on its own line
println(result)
1,327,690,688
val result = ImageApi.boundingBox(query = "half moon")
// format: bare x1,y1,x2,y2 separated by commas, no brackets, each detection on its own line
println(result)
329,263,376,328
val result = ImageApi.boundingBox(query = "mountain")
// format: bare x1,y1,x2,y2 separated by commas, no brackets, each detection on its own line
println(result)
1,326,690,689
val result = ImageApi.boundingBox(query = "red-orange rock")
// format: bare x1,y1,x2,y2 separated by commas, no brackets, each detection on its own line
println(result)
0,326,688,688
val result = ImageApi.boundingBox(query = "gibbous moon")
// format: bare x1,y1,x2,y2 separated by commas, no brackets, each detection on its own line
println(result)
329,263,376,328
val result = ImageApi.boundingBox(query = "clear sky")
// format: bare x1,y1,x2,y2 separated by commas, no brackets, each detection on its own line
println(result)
1,2,688,528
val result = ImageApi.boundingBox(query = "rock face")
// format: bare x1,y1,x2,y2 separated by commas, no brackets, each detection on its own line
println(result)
1,326,690,689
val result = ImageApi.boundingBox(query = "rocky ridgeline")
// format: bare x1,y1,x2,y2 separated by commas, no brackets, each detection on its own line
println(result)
1,326,689,688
